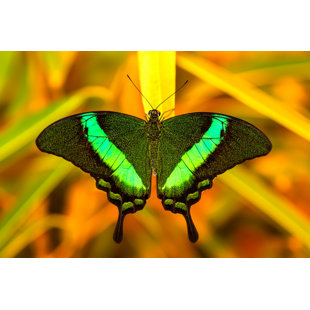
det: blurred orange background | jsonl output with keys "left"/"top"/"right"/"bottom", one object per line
{"left": 0, "top": 51, "right": 310, "bottom": 257}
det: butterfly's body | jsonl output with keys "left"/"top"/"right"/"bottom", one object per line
{"left": 146, "top": 110, "right": 162, "bottom": 176}
{"left": 36, "top": 108, "right": 271, "bottom": 243}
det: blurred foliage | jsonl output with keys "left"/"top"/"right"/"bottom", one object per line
{"left": 0, "top": 51, "right": 310, "bottom": 257}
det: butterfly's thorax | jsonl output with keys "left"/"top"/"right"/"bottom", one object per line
{"left": 146, "top": 110, "right": 162, "bottom": 175}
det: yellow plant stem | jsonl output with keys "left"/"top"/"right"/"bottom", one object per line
{"left": 178, "top": 53, "right": 310, "bottom": 142}
{"left": 138, "top": 51, "right": 176, "bottom": 116}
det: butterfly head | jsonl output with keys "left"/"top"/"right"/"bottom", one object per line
{"left": 148, "top": 109, "right": 161, "bottom": 120}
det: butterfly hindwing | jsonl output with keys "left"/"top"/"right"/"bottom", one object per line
{"left": 36, "top": 111, "right": 151, "bottom": 242}
{"left": 157, "top": 112, "right": 272, "bottom": 242}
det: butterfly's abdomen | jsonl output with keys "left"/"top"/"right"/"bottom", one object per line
{"left": 146, "top": 118, "right": 161, "bottom": 176}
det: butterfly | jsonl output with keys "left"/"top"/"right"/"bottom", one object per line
{"left": 36, "top": 79, "right": 272, "bottom": 243}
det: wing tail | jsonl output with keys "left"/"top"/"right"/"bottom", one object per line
{"left": 36, "top": 111, "right": 151, "bottom": 243}
{"left": 157, "top": 112, "right": 271, "bottom": 242}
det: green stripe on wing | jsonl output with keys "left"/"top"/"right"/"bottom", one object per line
{"left": 162, "top": 115, "right": 228, "bottom": 197}
{"left": 81, "top": 113, "right": 146, "bottom": 197}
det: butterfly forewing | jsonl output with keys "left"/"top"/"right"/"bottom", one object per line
{"left": 36, "top": 111, "right": 152, "bottom": 242}
{"left": 157, "top": 112, "right": 272, "bottom": 242}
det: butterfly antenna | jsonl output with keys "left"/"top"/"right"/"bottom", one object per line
{"left": 155, "top": 80, "right": 189, "bottom": 111}
{"left": 127, "top": 74, "right": 154, "bottom": 110}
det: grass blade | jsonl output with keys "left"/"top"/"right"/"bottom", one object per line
{"left": 219, "top": 166, "right": 310, "bottom": 250}
{"left": 178, "top": 53, "right": 310, "bottom": 142}
{"left": 0, "top": 86, "right": 112, "bottom": 164}
{"left": 40, "top": 51, "right": 77, "bottom": 90}
{"left": 0, "top": 52, "right": 17, "bottom": 98}
{"left": 0, "top": 160, "right": 72, "bottom": 250}
{"left": 0, "top": 214, "right": 70, "bottom": 258}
